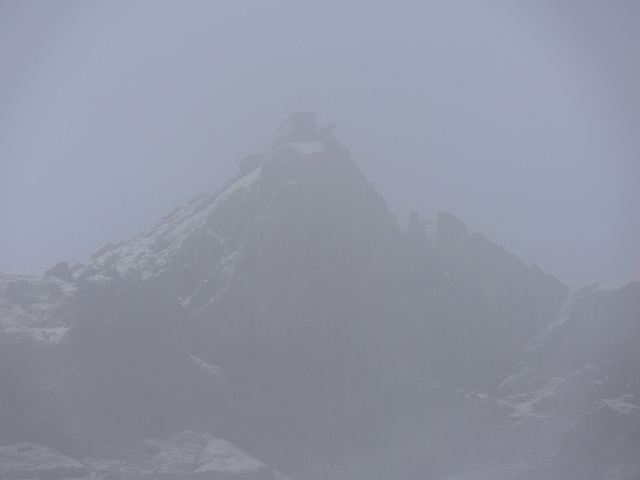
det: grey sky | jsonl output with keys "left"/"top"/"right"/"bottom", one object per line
{"left": 1, "top": 1, "right": 638, "bottom": 286}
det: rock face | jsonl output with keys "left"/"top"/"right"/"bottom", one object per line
{"left": 492, "top": 276, "right": 640, "bottom": 480}
{"left": 1, "top": 116, "right": 638, "bottom": 479}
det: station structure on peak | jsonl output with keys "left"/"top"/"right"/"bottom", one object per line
{"left": 275, "top": 112, "right": 317, "bottom": 142}
{"left": 239, "top": 113, "right": 338, "bottom": 175}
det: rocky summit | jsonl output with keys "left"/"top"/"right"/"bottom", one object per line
{"left": 1, "top": 114, "right": 638, "bottom": 479}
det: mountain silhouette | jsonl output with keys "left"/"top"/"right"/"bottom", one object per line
{"left": 1, "top": 115, "right": 638, "bottom": 479}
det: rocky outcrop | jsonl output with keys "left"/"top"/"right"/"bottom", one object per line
{"left": 490, "top": 274, "right": 640, "bottom": 479}
{"left": 44, "top": 261, "right": 74, "bottom": 283}
{"left": 397, "top": 211, "right": 568, "bottom": 391}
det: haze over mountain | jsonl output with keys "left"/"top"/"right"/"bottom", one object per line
{"left": 1, "top": 1, "right": 639, "bottom": 286}
{"left": 1, "top": 116, "right": 638, "bottom": 479}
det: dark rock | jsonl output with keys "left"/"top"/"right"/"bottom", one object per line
{"left": 44, "top": 262, "right": 74, "bottom": 283}
{"left": 239, "top": 154, "right": 263, "bottom": 176}
{"left": 76, "top": 266, "right": 97, "bottom": 280}
{"left": 436, "top": 210, "right": 468, "bottom": 254}
{"left": 407, "top": 210, "right": 424, "bottom": 238}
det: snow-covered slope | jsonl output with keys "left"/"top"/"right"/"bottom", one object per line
{"left": 77, "top": 135, "right": 337, "bottom": 313}
{"left": 598, "top": 267, "right": 640, "bottom": 291}
{"left": 81, "top": 165, "right": 263, "bottom": 283}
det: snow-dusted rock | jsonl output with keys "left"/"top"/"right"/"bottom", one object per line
{"left": 0, "top": 443, "right": 90, "bottom": 480}
{"left": 0, "top": 273, "right": 76, "bottom": 344}
{"left": 86, "top": 431, "right": 284, "bottom": 480}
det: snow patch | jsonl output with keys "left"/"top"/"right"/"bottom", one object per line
{"left": 0, "top": 443, "right": 88, "bottom": 478}
{"left": 190, "top": 355, "right": 222, "bottom": 384}
{"left": 196, "top": 438, "right": 269, "bottom": 475}
{"left": 140, "top": 431, "right": 282, "bottom": 479}
{"left": 499, "top": 367, "right": 536, "bottom": 391}
{"left": 215, "top": 166, "right": 262, "bottom": 205}
{"left": 522, "top": 287, "right": 592, "bottom": 355}
{"left": 287, "top": 141, "right": 324, "bottom": 155}
{"left": 506, "top": 377, "right": 564, "bottom": 423}
{"left": 84, "top": 274, "right": 114, "bottom": 284}
{"left": 598, "top": 268, "right": 640, "bottom": 291}
{"left": 602, "top": 396, "right": 640, "bottom": 417}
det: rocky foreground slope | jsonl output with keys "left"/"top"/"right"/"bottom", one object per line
{"left": 1, "top": 115, "right": 638, "bottom": 479}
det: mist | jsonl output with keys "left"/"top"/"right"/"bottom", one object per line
{"left": 1, "top": 3, "right": 640, "bottom": 479}
{"left": 1, "top": 1, "right": 639, "bottom": 286}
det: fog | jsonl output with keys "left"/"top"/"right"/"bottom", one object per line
{"left": 1, "top": 6, "right": 640, "bottom": 477}
{"left": 1, "top": 1, "right": 639, "bottom": 285}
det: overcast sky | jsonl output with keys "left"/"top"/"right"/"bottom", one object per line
{"left": 1, "top": 1, "right": 639, "bottom": 286}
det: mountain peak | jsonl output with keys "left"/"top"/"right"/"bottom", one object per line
{"left": 275, "top": 112, "right": 317, "bottom": 142}
{"left": 78, "top": 121, "right": 389, "bottom": 310}
{"left": 2, "top": 118, "right": 638, "bottom": 479}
